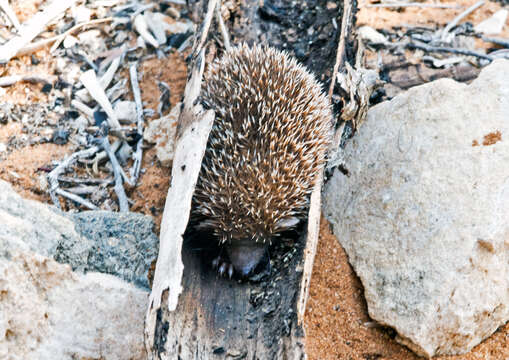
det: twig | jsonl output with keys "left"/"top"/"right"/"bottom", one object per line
{"left": 71, "top": 99, "right": 95, "bottom": 118}
{"left": 481, "top": 36, "right": 509, "bottom": 48}
{"left": 95, "top": 136, "right": 129, "bottom": 212}
{"left": 441, "top": 0, "right": 484, "bottom": 41}
{"left": 407, "top": 42, "right": 494, "bottom": 61}
{"left": 0, "top": 0, "right": 78, "bottom": 63}
{"left": 216, "top": 0, "right": 231, "bottom": 51}
{"left": 16, "top": 18, "right": 113, "bottom": 57}
{"left": 0, "top": 0, "right": 21, "bottom": 31}
{"left": 129, "top": 63, "right": 144, "bottom": 184}
{"left": 0, "top": 74, "right": 56, "bottom": 87}
{"left": 55, "top": 188, "right": 99, "bottom": 210}
{"left": 58, "top": 176, "right": 114, "bottom": 185}
{"left": 192, "top": 0, "right": 218, "bottom": 57}
{"left": 80, "top": 69, "right": 122, "bottom": 129}
{"left": 47, "top": 146, "right": 100, "bottom": 208}
{"left": 65, "top": 185, "right": 97, "bottom": 195}
{"left": 74, "top": 54, "right": 122, "bottom": 102}
{"left": 365, "top": 2, "right": 460, "bottom": 9}
{"left": 329, "top": 0, "right": 354, "bottom": 100}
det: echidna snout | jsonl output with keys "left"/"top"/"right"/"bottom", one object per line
{"left": 226, "top": 242, "right": 268, "bottom": 277}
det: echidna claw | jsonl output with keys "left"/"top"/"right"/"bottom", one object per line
{"left": 219, "top": 263, "right": 227, "bottom": 276}
{"left": 212, "top": 256, "right": 235, "bottom": 279}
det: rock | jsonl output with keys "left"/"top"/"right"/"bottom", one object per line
{"left": 114, "top": 100, "right": 137, "bottom": 124}
{"left": 71, "top": 5, "right": 92, "bottom": 23}
{"left": 0, "top": 180, "right": 157, "bottom": 358}
{"left": 323, "top": 60, "right": 509, "bottom": 357}
{"left": 78, "top": 30, "right": 107, "bottom": 54}
{"left": 357, "top": 26, "right": 388, "bottom": 45}
{"left": 66, "top": 211, "right": 158, "bottom": 289}
{"left": 474, "top": 9, "right": 508, "bottom": 35}
{"left": 0, "top": 254, "right": 147, "bottom": 360}
{"left": 144, "top": 102, "right": 180, "bottom": 166}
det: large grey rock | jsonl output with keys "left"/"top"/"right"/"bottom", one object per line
{"left": 0, "top": 180, "right": 158, "bottom": 289}
{"left": 324, "top": 59, "right": 509, "bottom": 357}
{"left": 63, "top": 211, "right": 158, "bottom": 289}
{"left": 0, "top": 180, "right": 156, "bottom": 359}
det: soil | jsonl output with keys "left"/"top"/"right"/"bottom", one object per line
{"left": 1, "top": 0, "right": 508, "bottom": 359}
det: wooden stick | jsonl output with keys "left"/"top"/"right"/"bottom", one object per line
{"left": 0, "top": 74, "right": 56, "bottom": 86}
{"left": 95, "top": 135, "right": 129, "bottom": 212}
{"left": 79, "top": 69, "right": 122, "bottom": 129}
{"left": 16, "top": 17, "right": 113, "bottom": 57}
{"left": 407, "top": 41, "right": 494, "bottom": 61}
{"left": 129, "top": 63, "right": 145, "bottom": 184}
{"left": 47, "top": 146, "right": 100, "bottom": 208}
{"left": 192, "top": 0, "right": 218, "bottom": 58}
{"left": 0, "top": 0, "right": 78, "bottom": 63}
{"left": 329, "top": 0, "right": 354, "bottom": 100}
{"left": 441, "top": 0, "right": 484, "bottom": 41}
{"left": 365, "top": 2, "right": 460, "bottom": 9}
{"left": 297, "top": 170, "right": 323, "bottom": 324}
{"left": 216, "top": 0, "right": 231, "bottom": 51}
{"left": 481, "top": 36, "right": 509, "bottom": 48}
{"left": 55, "top": 188, "right": 99, "bottom": 210}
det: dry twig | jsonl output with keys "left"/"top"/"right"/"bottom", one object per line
{"left": 94, "top": 135, "right": 129, "bottom": 212}
{"left": 365, "top": 2, "right": 460, "bottom": 9}
{"left": 329, "top": 0, "right": 354, "bottom": 100}
{"left": 407, "top": 42, "right": 494, "bottom": 61}
{"left": 129, "top": 63, "right": 144, "bottom": 184}
{"left": 0, "top": 0, "right": 78, "bottom": 63}
{"left": 441, "top": 0, "right": 485, "bottom": 42}
{"left": 216, "top": 0, "right": 231, "bottom": 51}
{"left": 47, "top": 146, "right": 101, "bottom": 208}
{"left": 0, "top": 74, "right": 56, "bottom": 87}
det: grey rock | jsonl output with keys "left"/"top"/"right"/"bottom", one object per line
{"left": 144, "top": 102, "right": 180, "bottom": 166}
{"left": 324, "top": 59, "right": 509, "bottom": 357}
{"left": 0, "top": 180, "right": 158, "bottom": 289}
{"left": 65, "top": 211, "right": 158, "bottom": 289}
{"left": 0, "top": 180, "right": 154, "bottom": 359}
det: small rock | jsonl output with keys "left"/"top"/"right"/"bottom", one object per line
{"left": 474, "top": 9, "right": 508, "bottom": 35}
{"left": 71, "top": 5, "right": 92, "bottom": 23}
{"left": 358, "top": 26, "right": 388, "bottom": 45}
{"left": 114, "top": 100, "right": 137, "bottom": 124}
{"left": 78, "top": 30, "right": 107, "bottom": 54}
{"left": 162, "top": 19, "right": 194, "bottom": 35}
{"left": 116, "top": 141, "right": 133, "bottom": 165}
{"left": 144, "top": 103, "right": 180, "bottom": 167}
{"left": 63, "top": 34, "right": 78, "bottom": 48}
{"left": 51, "top": 128, "right": 70, "bottom": 145}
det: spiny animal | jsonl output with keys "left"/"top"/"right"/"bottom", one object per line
{"left": 192, "top": 43, "right": 333, "bottom": 277}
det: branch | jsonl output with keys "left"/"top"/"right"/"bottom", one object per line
{"left": 328, "top": 0, "right": 355, "bottom": 100}
{"left": 129, "top": 63, "right": 145, "bottom": 184}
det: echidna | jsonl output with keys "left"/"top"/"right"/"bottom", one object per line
{"left": 192, "top": 43, "right": 333, "bottom": 277}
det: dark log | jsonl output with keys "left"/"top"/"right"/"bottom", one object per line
{"left": 145, "top": 0, "right": 356, "bottom": 358}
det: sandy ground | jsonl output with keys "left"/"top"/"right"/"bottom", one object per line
{"left": 0, "top": 0, "right": 507, "bottom": 359}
